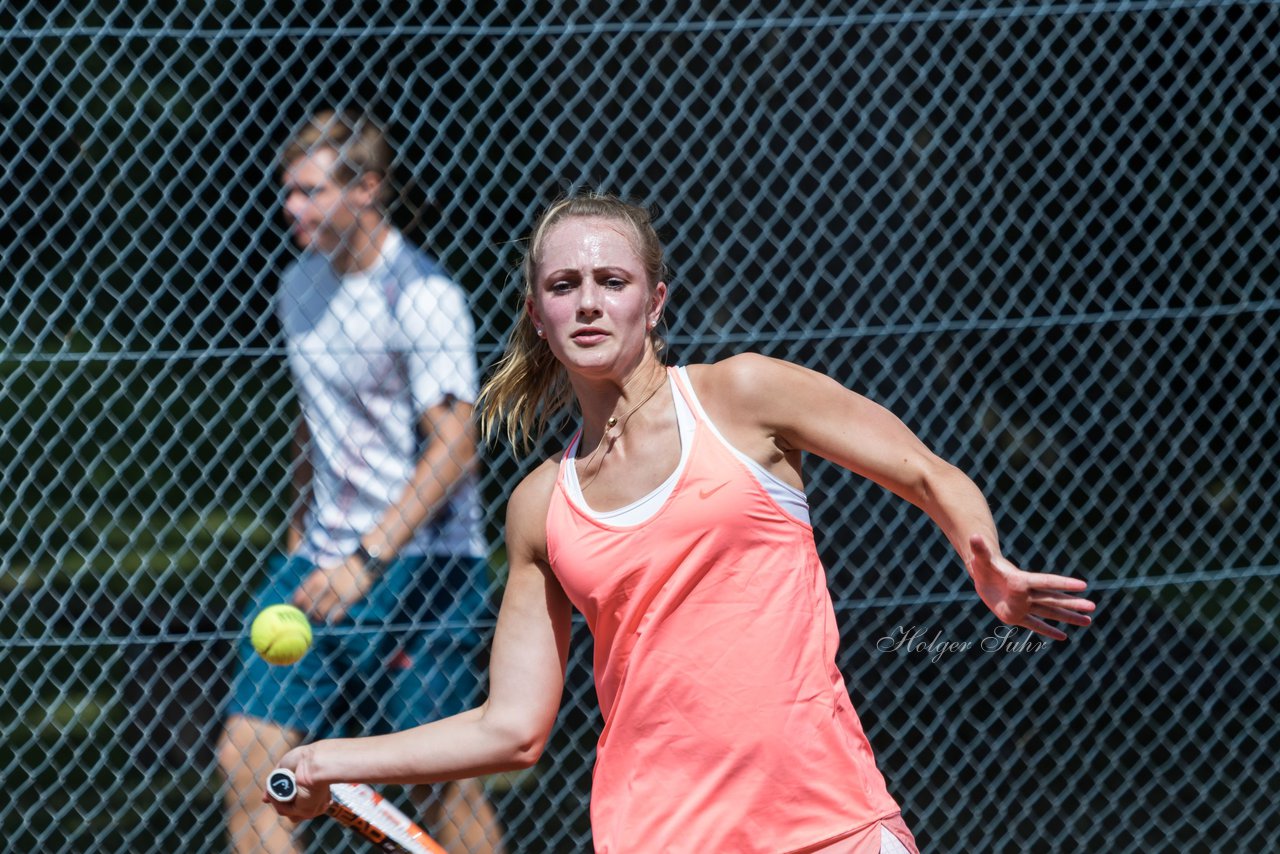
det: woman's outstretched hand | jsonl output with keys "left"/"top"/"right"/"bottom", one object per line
{"left": 967, "top": 534, "right": 1096, "bottom": 641}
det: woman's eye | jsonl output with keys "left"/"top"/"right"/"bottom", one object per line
{"left": 605, "top": 278, "right": 626, "bottom": 289}
{"left": 551, "top": 280, "right": 573, "bottom": 292}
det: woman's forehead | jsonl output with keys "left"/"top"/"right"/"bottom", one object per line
{"left": 541, "top": 216, "right": 639, "bottom": 254}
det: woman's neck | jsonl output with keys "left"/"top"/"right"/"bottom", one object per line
{"left": 574, "top": 359, "right": 668, "bottom": 438}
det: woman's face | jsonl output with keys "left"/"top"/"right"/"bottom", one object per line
{"left": 528, "top": 216, "right": 666, "bottom": 379}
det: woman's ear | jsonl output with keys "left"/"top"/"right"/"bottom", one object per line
{"left": 526, "top": 296, "right": 545, "bottom": 337}
{"left": 648, "top": 281, "right": 668, "bottom": 328}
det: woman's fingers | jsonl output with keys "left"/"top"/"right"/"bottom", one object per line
{"left": 1025, "top": 572, "right": 1091, "bottom": 593}
{"left": 1033, "top": 604, "right": 1094, "bottom": 628}
{"left": 1020, "top": 615, "right": 1068, "bottom": 642}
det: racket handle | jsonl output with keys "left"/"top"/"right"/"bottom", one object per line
{"left": 267, "top": 767, "right": 298, "bottom": 802}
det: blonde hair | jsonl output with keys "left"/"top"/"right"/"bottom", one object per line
{"left": 280, "top": 109, "right": 393, "bottom": 204}
{"left": 478, "top": 192, "right": 668, "bottom": 451}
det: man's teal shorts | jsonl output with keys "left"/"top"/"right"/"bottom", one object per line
{"left": 225, "top": 552, "right": 490, "bottom": 738}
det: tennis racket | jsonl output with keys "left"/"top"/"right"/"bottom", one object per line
{"left": 267, "top": 768, "right": 447, "bottom": 854}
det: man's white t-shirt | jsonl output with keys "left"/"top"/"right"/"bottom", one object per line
{"left": 277, "top": 230, "right": 483, "bottom": 565}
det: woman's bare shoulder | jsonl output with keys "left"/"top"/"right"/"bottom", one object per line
{"left": 508, "top": 455, "right": 562, "bottom": 520}
{"left": 685, "top": 353, "right": 809, "bottom": 413}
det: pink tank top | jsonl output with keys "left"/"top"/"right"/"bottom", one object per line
{"left": 546, "top": 368, "right": 902, "bottom": 853}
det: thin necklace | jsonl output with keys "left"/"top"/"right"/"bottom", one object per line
{"left": 578, "top": 372, "right": 667, "bottom": 493}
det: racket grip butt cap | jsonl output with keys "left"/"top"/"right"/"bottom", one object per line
{"left": 267, "top": 768, "right": 297, "bottom": 803}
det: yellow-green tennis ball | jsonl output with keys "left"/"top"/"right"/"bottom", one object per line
{"left": 251, "top": 604, "right": 313, "bottom": 666}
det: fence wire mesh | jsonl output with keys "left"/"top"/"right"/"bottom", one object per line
{"left": 2, "top": 2, "right": 1278, "bottom": 852}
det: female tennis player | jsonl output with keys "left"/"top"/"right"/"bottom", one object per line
{"left": 266, "top": 192, "right": 1095, "bottom": 853}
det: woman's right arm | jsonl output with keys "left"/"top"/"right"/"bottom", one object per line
{"left": 269, "top": 461, "right": 572, "bottom": 819}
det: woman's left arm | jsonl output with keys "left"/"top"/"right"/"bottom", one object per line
{"left": 717, "top": 354, "right": 1095, "bottom": 640}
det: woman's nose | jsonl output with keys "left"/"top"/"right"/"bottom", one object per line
{"left": 577, "top": 283, "right": 603, "bottom": 316}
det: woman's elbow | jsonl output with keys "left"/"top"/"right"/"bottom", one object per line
{"left": 913, "top": 454, "right": 970, "bottom": 508}
{"left": 483, "top": 712, "right": 552, "bottom": 770}
{"left": 507, "top": 736, "right": 546, "bottom": 770}
{"left": 497, "top": 719, "right": 549, "bottom": 768}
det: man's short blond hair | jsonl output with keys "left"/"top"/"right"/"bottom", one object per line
{"left": 281, "top": 109, "right": 393, "bottom": 203}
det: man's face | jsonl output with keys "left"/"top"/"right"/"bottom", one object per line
{"left": 280, "top": 148, "right": 373, "bottom": 254}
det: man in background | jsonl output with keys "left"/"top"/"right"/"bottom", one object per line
{"left": 217, "top": 109, "right": 505, "bottom": 853}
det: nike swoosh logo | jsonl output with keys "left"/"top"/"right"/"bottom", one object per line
{"left": 698, "top": 483, "right": 729, "bottom": 499}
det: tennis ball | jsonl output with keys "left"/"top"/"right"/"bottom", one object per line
{"left": 251, "top": 604, "right": 313, "bottom": 666}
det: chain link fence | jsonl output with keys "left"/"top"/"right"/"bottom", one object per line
{"left": 3, "top": 2, "right": 1278, "bottom": 852}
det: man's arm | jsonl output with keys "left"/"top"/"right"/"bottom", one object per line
{"left": 293, "top": 395, "right": 476, "bottom": 623}
{"left": 366, "top": 395, "right": 477, "bottom": 557}
{"left": 286, "top": 411, "right": 312, "bottom": 554}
